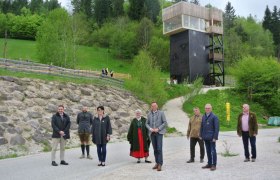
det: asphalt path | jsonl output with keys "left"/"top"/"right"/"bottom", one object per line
{"left": 1, "top": 95, "right": 280, "bottom": 180}
{"left": 0, "top": 129, "right": 280, "bottom": 180}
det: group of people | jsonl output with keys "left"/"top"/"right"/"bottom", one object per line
{"left": 51, "top": 105, "right": 112, "bottom": 167}
{"left": 51, "top": 102, "right": 258, "bottom": 172}
{"left": 186, "top": 103, "right": 258, "bottom": 171}
{"left": 101, "top": 68, "right": 114, "bottom": 77}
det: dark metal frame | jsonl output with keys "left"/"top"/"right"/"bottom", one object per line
{"left": 207, "top": 33, "right": 225, "bottom": 86}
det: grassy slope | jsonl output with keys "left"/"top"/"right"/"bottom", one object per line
{"left": 0, "top": 38, "right": 132, "bottom": 74}
{"left": 183, "top": 89, "right": 268, "bottom": 131}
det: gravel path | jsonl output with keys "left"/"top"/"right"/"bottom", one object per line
{"left": 0, "top": 96, "right": 279, "bottom": 180}
{"left": 162, "top": 96, "right": 189, "bottom": 135}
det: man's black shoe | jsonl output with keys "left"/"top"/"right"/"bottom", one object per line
{"left": 60, "top": 160, "right": 69, "bottom": 165}
{"left": 52, "top": 161, "right": 58, "bottom": 166}
{"left": 186, "top": 159, "right": 194, "bottom": 163}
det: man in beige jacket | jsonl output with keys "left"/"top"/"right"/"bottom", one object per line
{"left": 186, "top": 107, "right": 205, "bottom": 163}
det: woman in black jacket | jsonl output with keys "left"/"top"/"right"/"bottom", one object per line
{"left": 92, "top": 106, "right": 112, "bottom": 166}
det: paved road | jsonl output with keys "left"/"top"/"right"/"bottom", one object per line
{"left": 1, "top": 95, "right": 280, "bottom": 180}
{"left": 0, "top": 129, "right": 280, "bottom": 180}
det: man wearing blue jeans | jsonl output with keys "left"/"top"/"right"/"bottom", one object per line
{"left": 237, "top": 104, "right": 258, "bottom": 162}
{"left": 200, "top": 104, "right": 219, "bottom": 171}
{"left": 146, "top": 102, "right": 167, "bottom": 171}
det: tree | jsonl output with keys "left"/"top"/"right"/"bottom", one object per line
{"left": 262, "top": 5, "right": 272, "bottom": 31}
{"left": 36, "top": 9, "right": 75, "bottom": 68}
{"left": 144, "top": 0, "right": 160, "bottom": 23}
{"left": 230, "top": 56, "right": 280, "bottom": 115}
{"left": 110, "top": 17, "right": 138, "bottom": 59}
{"left": 71, "top": 13, "right": 91, "bottom": 65}
{"left": 0, "top": 0, "right": 12, "bottom": 14}
{"left": 128, "top": 0, "right": 145, "bottom": 21}
{"left": 223, "top": 2, "right": 236, "bottom": 32}
{"left": 29, "top": 0, "right": 44, "bottom": 14}
{"left": 0, "top": 13, "right": 8, "bottom": 58}
{"left": 137, "top": 17, "right": 153, "bottom": 48}
{"left": 44, "top": 0, "right": 61, "bottom": 11}
{"left": 72, "top": 0, "right": 93, "bottom": 19}
{"left": 148, "top": 36, "right": 170, "bottom": 71}
{"left": 112, "top": 0, "right": 124, "bottom": 17}
{"left": 125, "top": 50, "right": 168, "bottom": 107}
{"left": 11, "top": 0, "right": 28, "bottom": 15}
{"left": 93, "top": 0, "right": 112, "bottom": 25}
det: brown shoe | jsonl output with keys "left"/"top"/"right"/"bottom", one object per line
{"left": 157, "top": 164, "right": 162, "bottom": 171}
{"left": 152, "top": 164, "right": 158, "bottom": 169}
{"left": 210, "top": 166, "right": 216, "bottom": 171}
{"left": 202, "top": 164, "right": 211, "bottom": 169}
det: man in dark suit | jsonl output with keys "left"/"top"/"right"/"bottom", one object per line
{"left": 51, "top": 105, "right": 71, "bottom": 166}
{"left": 200, "top": 104, "right": 219, "bottom": 171}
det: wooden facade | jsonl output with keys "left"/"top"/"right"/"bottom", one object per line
{"left": 162, "top": 1, "right": 223, "bottom": 35}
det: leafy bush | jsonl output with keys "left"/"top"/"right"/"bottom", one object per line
{"left": 91, "top": 17, "right": 139, "bottom": 59}
{"left": 183, "top": 89, "right": 268, "bottom": 131}
{"left": 230, "top": 56, "right": 280, "bottom": 115}
{"left": 125, "top": 50, "right": 168, "bottom": 107}
{"left": 148, "top": 36, "right": 170, "bottom": 71}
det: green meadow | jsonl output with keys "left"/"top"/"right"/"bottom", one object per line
{"left": 0, "top": 38, "right": 132, "bottom": 74}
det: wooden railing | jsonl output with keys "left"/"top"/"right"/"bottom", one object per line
{"left": 0, "top": 58, "right": 124, "bottom": 87}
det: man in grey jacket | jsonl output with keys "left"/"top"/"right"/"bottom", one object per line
{"left": 77, "top": 106, "right": 93, "bottom": 159}
{"left": 146, "top": 102, "right": 167, "bottom": 171}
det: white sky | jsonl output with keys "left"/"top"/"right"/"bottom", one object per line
{"left": 199, "top": 0, "right": 279, "bottom": 21}
{"left": 58, "top": 0, "right": 280, "bottom": 21}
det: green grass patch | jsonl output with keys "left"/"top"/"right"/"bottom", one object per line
{"left": 0, "top": 38, "right": 132, "bottom": 74}
{"left": 278, "top": 137, "right": 280, "bottom": 143}
{"left": 166, "top": 126, "right": 177, "bottom": 133}
{"left": 0, "top": 153, "right": 18, "bottom": 160}
{"left": 165, "top": 84, "right": 190, "bottom": 99}
{"left": 183, "top": 89, "right": 268, "bottom": 131}
{"left": 42, "top": 140, "right": 51, "bottom": 152}
{"left": 0, "top": 68, "right": 122, "bottom": 87}
{"left": 0, "top": 38, "right": 37, "bottom": 61}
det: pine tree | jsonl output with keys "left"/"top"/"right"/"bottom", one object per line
{"left": 0, "top": 0, "right": 12, "bottom": 14}
{"left": 262, "top": 6, "right": 272, "bottom": 31}
{"left": 223, "top": 2, "right": 236, "bottom": 32}
{"left": 11, "top": 0, "right": 29, "bottom": 15}
{"left": 93, "top": 0, "right": 112, "bottom": 25}
{"left": 112, "top": 0, "right": 124, "bottom": 17}
{"left": 72, "top": 0, "right": 93, "bottom": 19}
{"left": 29, "top": 0, "right": 44, "bottom": 14}
{"left": 144, "top": 0, "right": 160, "bottom": 23}
{"left": 128, "top": 0, "right": 145, "bottom": 21}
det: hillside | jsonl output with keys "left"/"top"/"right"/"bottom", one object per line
{"left": 0, "top": 38, "right": 132, "bottom": 74}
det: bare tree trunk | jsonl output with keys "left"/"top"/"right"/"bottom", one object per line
{"left": 3, "top": 30, "right": 7, "bottom": 58}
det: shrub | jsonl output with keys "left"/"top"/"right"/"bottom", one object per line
{"left": 230, "top": 56, "right": 280, "bottom": 115}
{"left": 148, "top": 36, "right": 170, "bottom": 71}
{"left": 125, "top": 49, "right": 168, "bottom": 107}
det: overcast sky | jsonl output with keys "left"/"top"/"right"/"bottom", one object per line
{"left": 58, "top": 0, "right": 279, "bottom": 21}
{"left": 199, "top": 0, "right": 279, "bottom": 21}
